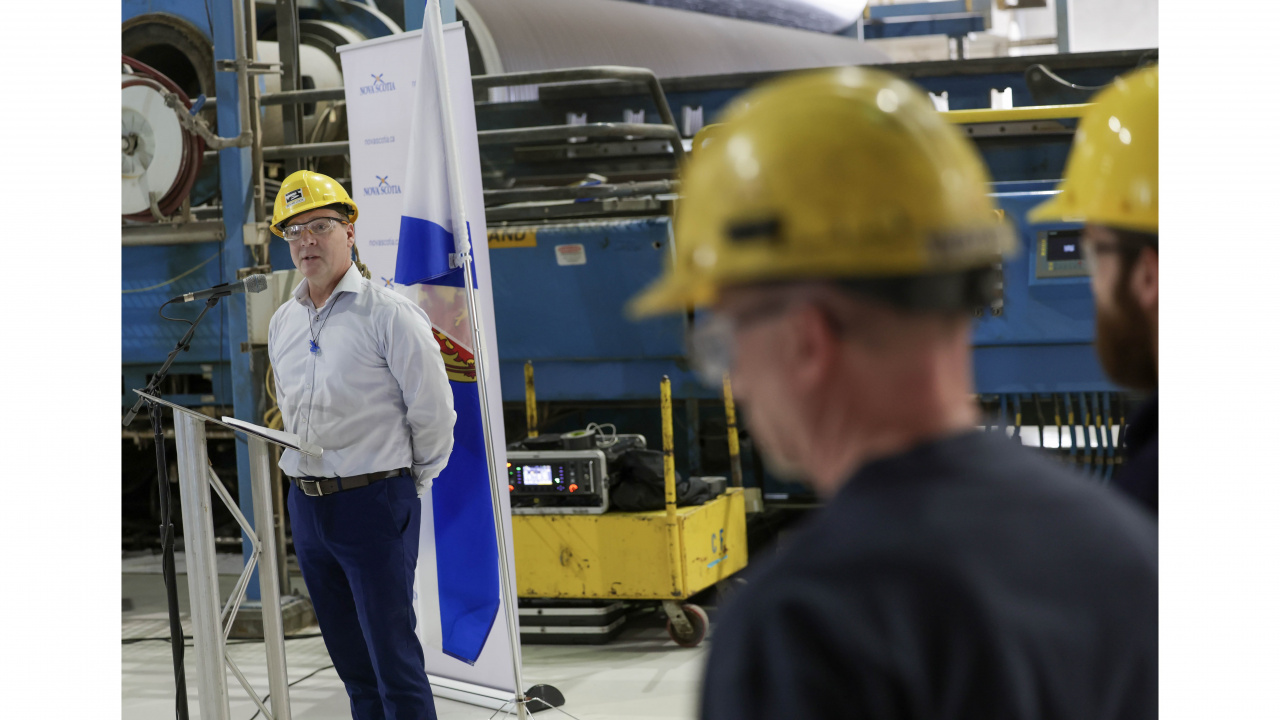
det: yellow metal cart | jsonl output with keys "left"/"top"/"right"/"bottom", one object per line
{"left": 511, "top": 376, "right": 749, "bottom": 646}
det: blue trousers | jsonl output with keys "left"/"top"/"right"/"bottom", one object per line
{"left": 288, "top": 474, "right": 438, "bottom": 720}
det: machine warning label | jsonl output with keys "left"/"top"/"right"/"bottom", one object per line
{"left": 555, "top": 244, "right": 587, "bottom": 266}
{"left": 488, "top": 229, "right": 537, "bottom": 249}
{"left": 284, "top": 189, "right": 304, "bottom": 207}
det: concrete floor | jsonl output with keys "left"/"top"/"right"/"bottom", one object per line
{"left": 123, "top": 552, "right": 710, "bottom": 719}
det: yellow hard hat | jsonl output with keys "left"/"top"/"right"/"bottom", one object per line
{"left": 1028, "top": 65, "right": 1157, "bottom": 232}
{"left": 270, "top": 170, "right": 360, "bottom": 237}
{"left": 629, "top": 67, "right": 1014, "bottom": 318}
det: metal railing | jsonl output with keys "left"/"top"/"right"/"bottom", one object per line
{"left": 252, "top": 65, "right": 686, "bottom": 164}
{"left": 471, "top": 66, "right": 686, "bottom": 163}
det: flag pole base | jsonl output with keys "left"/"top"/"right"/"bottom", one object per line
{"left": 525, "top": 684, "right": 567, "bottom": 713}
{"left": 426, "top": 677, "right": 566, "bottom": 715}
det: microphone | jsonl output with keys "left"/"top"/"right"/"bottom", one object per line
{"left": 171, "top": 274, "right": 269, "bottom": 303}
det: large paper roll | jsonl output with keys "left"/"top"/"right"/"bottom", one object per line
{"left": 458, "top": 0, "right": 885, "bottom": 83}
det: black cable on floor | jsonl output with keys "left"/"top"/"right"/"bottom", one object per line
{"left": 247, "top": 663, "right": 337, "bottom": 720}
{"left": 122, "top": 633, "right": 336, "bottom": 719}
{"left": 122, "top": 632, "right": 324, "bottom": 646}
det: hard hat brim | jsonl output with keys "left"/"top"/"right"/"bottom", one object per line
{"left": 1027, "top": 193, "right": 1071, "bottom": 224}
{"left": 626, "top": 275, "right": 708, "bottom": 319}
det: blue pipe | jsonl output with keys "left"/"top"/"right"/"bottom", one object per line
{"left": 212, "top": 1, "right": 262, "bottom": 601}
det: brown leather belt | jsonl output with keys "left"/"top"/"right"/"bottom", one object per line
{"left": 289, "top": 468, "right": 410, "bottom": 497}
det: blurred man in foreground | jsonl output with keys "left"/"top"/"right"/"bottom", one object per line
{"left": 630, "top": 68, "right": 1157, "bottom": 719}
{"left": 1031, "top": 65, "right": 1159, "bottom": 516}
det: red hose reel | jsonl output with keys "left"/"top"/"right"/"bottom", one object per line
{"left": 121, "top": 55, "right": 205, "bottom": 222}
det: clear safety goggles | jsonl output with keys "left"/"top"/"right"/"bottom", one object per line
{"left": 1080, "top": 238, "right": 1125, "bottom": 276}
{"left": 687, "top": 302, "right": 796, "bottom": 388}
{"left": 281, "top": 216, "right": 348, "bottom": 242}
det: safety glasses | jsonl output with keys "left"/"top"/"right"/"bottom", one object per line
{"left": 1081, "top": 239, "right": 1124, "bottom": 275}
{"left": 281, "top": 216, "right": 349, "bottom": 242}
{"left": 688, "top": 302, "right": 796, "bottom": 387}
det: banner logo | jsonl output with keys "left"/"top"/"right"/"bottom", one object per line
{"left": 363, "top": 175, "right": 403, "bottom": 197}
{"left": 359, "top": 73, "right": 397, "bottom": 95}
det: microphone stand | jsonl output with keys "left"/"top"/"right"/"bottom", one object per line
{"left": 123, "top": 296, "right": 222, "bottom": 720}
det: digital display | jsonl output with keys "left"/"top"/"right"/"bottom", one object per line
{"left": 523, "top": 465, "right": 554, "bottom": 486}
{"left": 1045, "top": 230, "right": 1083, "bottom": 262}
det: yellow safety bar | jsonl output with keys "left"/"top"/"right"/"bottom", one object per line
{"left": 1053, "top": 395, "right": 1063, "bottom": 448}
{"left": 1066, "top": 397, "right": 1076, "bottom": 452}
{"left": 661, "top": 375, "right": 685, "bottom": 597}
{"left": 943, "top": 104, "right": 1090, "bottom": 125}
{"left": 524, "top": 361, "right": 538, "bottom": 438}
{"left": 1095, "top": 395, "right": 1111, "bottom": 469}
{"left": 722, "top": 373, "right": 743, "bottom": 488}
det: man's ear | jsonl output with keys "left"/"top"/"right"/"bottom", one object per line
{"left": 1130, "top": 246, "right": 1158, "bottom": 315}
{"left": 788, "top": 303, "right": 840, "bottom": 392}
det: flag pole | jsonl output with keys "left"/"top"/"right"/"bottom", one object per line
{"left": 423, "top": 1, "right": 527, "bottom": 716}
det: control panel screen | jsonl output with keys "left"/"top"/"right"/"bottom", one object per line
{"left": 523, "top": 465, "right": 554, "bottom": 486}
{"left": 1045, "top": 230, "right": 1083, "bottom": 262}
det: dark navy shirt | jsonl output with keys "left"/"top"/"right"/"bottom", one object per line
{"left": 1115, "top": 394, "right": 1158, "bottom": 516}
{"left": 701, "top": 431, "right": 1157, "bottom": 720}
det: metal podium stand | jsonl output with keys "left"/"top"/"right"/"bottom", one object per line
{"left": 134, "top": 390, "right": 322, "bottom": 720}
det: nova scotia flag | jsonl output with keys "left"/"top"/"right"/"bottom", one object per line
{"left": 395, "top": 1, "right": 500, "bottom": 665}
{"left": 394, "top": 30, "right": 469, "bottom": 288}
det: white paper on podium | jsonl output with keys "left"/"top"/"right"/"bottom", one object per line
{"left": 221, "top": 417, "right": 323, "bottom": 458}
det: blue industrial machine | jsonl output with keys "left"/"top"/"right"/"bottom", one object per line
{"left": 474, "top": 58, "right": 1151, "bottom": 497}
{"left": 122, "top": 0, "right": 1154, "bottom": 540}
{"left": 852, "top": 0, "right": 987, "bottom": 49}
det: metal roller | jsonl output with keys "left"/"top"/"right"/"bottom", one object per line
{"left": 457, "top": 0, "right": 886, "bottom": 94}
{"left": 299, "top": 19, "right": 368, "bottom": 63}
{"left": 256, "top": 40, "right": 347, "bottom": 147}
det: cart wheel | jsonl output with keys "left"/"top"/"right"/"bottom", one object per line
{"left": 666, "top": 603, "right": 709, "bottom": 648}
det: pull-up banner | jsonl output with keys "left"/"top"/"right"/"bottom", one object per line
{"left": 338, "top": 24, "right": 520, "bottom": 702}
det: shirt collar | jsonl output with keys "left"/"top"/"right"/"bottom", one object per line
{"left": 292, "top": 262, "right": 366, "bottom": 305}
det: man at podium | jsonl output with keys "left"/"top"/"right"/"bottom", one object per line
{"left": 267, "top": 170, "right": 456, "bottom": 720}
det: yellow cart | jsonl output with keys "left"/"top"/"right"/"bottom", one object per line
{"left": 511, "top": 376, "right": 749, "bottom": 646}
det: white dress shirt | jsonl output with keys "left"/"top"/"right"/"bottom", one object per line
{"left": 268, "top": 263, "right": 456, "bottom": 494}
